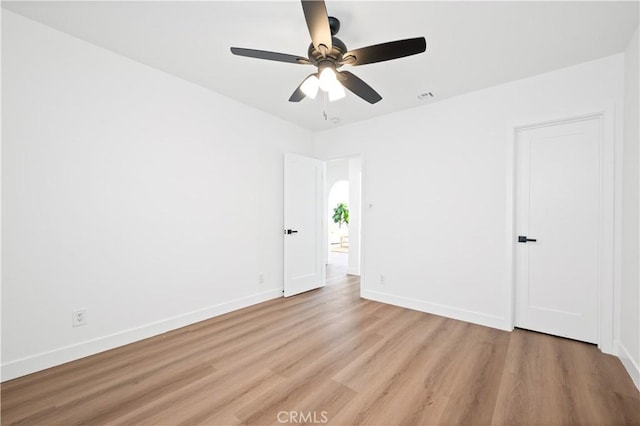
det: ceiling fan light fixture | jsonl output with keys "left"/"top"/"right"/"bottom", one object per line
{"left": 230, "top": 0, "right": 427, "bottom": 107}
{"left": 328, "top": 83, "right": 346, "bottom": 101}
{"left": 300, "top": 75, "right": 320, "bottom": 99}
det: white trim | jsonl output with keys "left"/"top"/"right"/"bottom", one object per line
{"left": 359, "top": 154, "right": 367, "bottom": 293}
{"left": 505, "top": 122, "right": 517, "bottom": 332}
{"left": 362, "top": 289, "right": 510, "bottom": 331}
{"left": 599, "top": 106, "right": 617, "bottom": 355}
{"left": 321, "top": 161, "right": 327, "bottom": 286}
{"left": 1, "top": 288, "right": 282, "bottom": 382}
{"left": 616, "top": 340, "right": 640, "bottom": 391}
{"left": 507, "top": 109, "right": 616, "bottom": 354}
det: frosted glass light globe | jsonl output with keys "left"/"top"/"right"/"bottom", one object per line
{"left": 319, "top": 67, "right": 338, "bottom": 92}
{"left": 328, "top": 84, "right": 346, "bottom": 101}
{"left": 300, "top": 75, "right": 320, "bottom": 99}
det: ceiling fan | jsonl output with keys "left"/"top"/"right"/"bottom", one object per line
{"left": 230, "top": 0, "right": 426, "bottom": 104}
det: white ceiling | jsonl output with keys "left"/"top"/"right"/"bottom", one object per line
{"left": 3, "top": 1, "right": 638, "bottom": 131}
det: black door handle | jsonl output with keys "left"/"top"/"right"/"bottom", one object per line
{"left": 518, "top": 236, "right": 537, "bottom": 243}
{"left": 285, "top": 229, "right": 298, "bottom": 235}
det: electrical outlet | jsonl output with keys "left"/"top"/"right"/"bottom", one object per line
{"left": 380, "top": 274, "right": 385, "bottom": 285}
{"left": 72, "top": 309, "right": 87, "bottom": 327}
{"left": 259, "top": 273, "right": 264, "bottom": 284}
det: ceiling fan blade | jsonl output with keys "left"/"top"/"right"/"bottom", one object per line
{"left": 289, "top": 87, "right": 305, "bottom": 102}
{"left": 230, "top": 47, "right": 311, "bottom": 65}
{"left": 341, "top": 37, "right": 426, "bottom": 66}
{"left": 338, "top": 71, "right": 382, "bottom": 104}
{"left": 301, "top": 0, "right": 332, "bottom": 54}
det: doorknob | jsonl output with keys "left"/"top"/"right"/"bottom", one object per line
{"left": 518, "top": 236, "right": 537, "bottom": 243}
{"left": 285, "top": 229, "right": 299, "bottom": 235}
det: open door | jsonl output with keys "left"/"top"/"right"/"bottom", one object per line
{"left": 284, "top": 153, "right": 325, "bottom": 297}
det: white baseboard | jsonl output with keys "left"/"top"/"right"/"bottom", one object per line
{"left": 616, "top": 340, "right": 640, "bottom": 391}
{"left": 361, "top": 289, "right": 510, "bottom": 331}
{"left": 1, "top": 288, "right": 282, "bottom": 382}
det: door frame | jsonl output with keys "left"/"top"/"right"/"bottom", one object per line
{"left": 506, "top": 108, "right": 616, "bottom": 354}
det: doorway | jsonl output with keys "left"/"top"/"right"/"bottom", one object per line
{"left": 328, "top": 179, "right": 349, "bottom": 272}
{"left": 325, "top": 157, "right": 362, "bottom": 281}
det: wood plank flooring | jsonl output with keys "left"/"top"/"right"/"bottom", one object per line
{"left": 2, "top": 269, "right": 639, "bottom": 425}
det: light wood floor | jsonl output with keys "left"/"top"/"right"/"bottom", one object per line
{"left": 2, "top": 268, "right": 639, "bottom": 425}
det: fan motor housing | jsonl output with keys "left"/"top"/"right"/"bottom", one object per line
{"left": 308, "top": 37, "right": 347, "bottom": 67}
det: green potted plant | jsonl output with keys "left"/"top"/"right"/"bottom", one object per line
{"left": 332, "top": 203, "right": 349, "bottom": 228}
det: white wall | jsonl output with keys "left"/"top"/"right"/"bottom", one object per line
{"left": 1, "top": 11, "right": 312, "bottom": 381}
{"left": 620, "top": 26, "right": 640, "bottom": 389}
{"left": 313, "top": 54, "right": 624, "bottom": 337}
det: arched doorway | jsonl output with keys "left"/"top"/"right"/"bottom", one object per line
{"left": 328, "top": 180, "right": 349, "bottom": 269}
{"left": 325, "top": 156, "right": 362, "bottom": 280}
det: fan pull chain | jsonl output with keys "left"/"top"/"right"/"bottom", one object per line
{"left": 323, "top": 91, "right": 328, "bottom": 120}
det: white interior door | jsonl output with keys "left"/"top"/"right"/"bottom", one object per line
{"left": 284, "top": 153, "right": 325, "bottom": 297}
{"left": 515, "top": 117, "right": 601, "bottom": 343}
